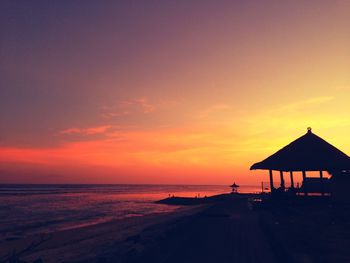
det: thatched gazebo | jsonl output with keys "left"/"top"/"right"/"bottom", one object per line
{"left": 250, "top": 128, "right": 350, "bottom": 195}
{"left": 230, "top": 183, "right": 239, "bottom": 193}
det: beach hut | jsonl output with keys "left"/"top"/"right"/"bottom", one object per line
{"left": 250, "top": 128, "right": 350, "bottom": 198}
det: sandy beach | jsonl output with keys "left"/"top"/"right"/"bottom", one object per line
{"left": 0, "top": 205, "right": 202, "bottom": 263}
{"left": 259, "top": 199, "right": 350, "bottom": 263}
{"left": 1, "top": 194, "right": 277, "bottom": 263}
{"left": 3, "top": 193, "right": 350, "bottom": 263}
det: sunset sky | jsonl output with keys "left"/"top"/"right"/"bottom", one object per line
{"left": 1, "top": 1, "right": 350, "bottom": 184}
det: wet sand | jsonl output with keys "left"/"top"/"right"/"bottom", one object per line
{"left": 1, "top": 194, "right": 277, "bottom": 263}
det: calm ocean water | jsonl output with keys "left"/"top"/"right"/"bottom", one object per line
{"left": 0, "top": 184, "right": 260, "bottom": 242}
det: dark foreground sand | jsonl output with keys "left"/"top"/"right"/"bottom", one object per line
{"left": 0, "top": 194, "right": 277, "bottom": 263}
{"left": 259, "top": 200, "right": 350, "bottom": 263}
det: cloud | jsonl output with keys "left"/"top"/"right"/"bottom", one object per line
{"left": 1, "top": 125, "right": 246, "bottom": 169}
{"left": 282, "top": 96, "right": 334, "bottom": 111}
{"left": 102, "top": 97, "right": 156, "bottom": 118}
{"left": 197, "top": 104, "right": 231, "bottom": 118}
{"left": 60, "top": 125, "right": 112, "bottom": 136}
{"left": 133, "top": 97, "right": 156, "bottom": 113}
{"left": 335, "top": 85, "right": 350, "bottom": 91}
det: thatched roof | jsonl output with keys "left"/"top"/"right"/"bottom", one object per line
{"left": 250, "top": 128, "right": 350, "bottom": 171}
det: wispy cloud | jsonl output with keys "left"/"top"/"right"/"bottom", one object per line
{"left": 133, "top": 97, "right": 156, "bottom": 113}
{"left": 282, "top": 96, "right": 334, "bottom": 111}
{"left": 102, "top": 97, "right": 156, "bottom": 118}
{"left": 197, "top": 104, "right": 231, "bottom": 118}
{"left": 335, "top": 85, "right": 350, "bottom": 91}
{"left": 60, "top": 125, "right": 112, "bottom": 136}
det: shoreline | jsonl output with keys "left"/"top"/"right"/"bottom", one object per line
{"left": 0, "top": 193, "right": 277, "bottom": 263}
{"left": 0, "top": 203, "right": 207, "bottom": 263}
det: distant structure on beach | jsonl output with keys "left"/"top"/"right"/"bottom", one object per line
{"left": 250, "top": 128, "right": 350, "bottom": 201}
{"left": 230, "top": 182, "right": 239, "bottom": 193}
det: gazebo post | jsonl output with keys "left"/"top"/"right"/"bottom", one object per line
{"left": 320, "top": 170, "right": 324, "bottom": 196}
{"left": 279, "top": 171, "right": 285, "bottom": 189}
{"left": 302, "top": 171, "right": 308, "bottom": 196}
{"left": 290, "top": 171, "right": 294, "bottom": 188}
{"left": 269, "top": 170, "right": 274, "bottom": 191}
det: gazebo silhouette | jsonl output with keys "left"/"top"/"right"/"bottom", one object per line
{"left": 230, "top": 183, "right": 240, "bottom": 193}
{"left": 250, "top": 128, "right": 350, "bottom": 195}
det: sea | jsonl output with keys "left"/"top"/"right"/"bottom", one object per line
{"left": 0, "top": 184, "right": 260, "bottom": 242}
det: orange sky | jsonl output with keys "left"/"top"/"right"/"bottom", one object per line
{"left": 1, "top": 1, "right": 350, "bottom": 184}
